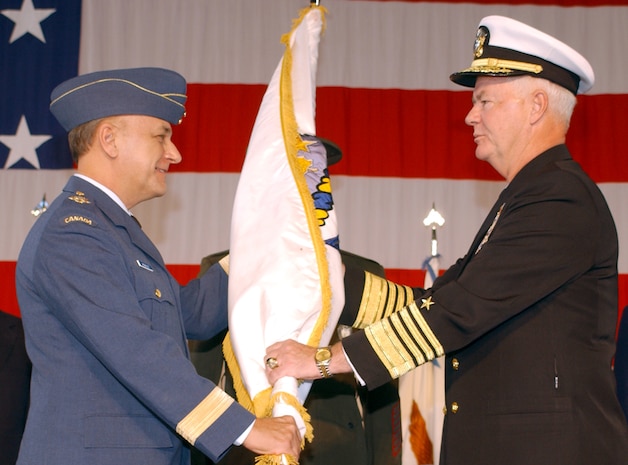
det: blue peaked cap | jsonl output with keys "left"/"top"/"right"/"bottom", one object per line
{"left": 50, "top": 67, "right": 187, "bottom": 131}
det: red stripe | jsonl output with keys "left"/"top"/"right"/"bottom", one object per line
{"left": 4, "top": 262, "right": 627, "bottom": 331}
{"left": 0, "top": 262, "right": 201, "bottom": 318}
{"left": 387, "top": 267, "right": 628, "bottom": 335}
{"left": 172, "top": 84, "right": 262, "bottom": 174}
{"left": 0, "top": 261, "right": 18, "bottom": 318}
{"left": 167, "top": 263, "right": 201, "bottom": 286}
{"left": 351, "top": 0, "right": 628, "bottom": 5}
{"left": 173, "top": 85, "right": 628, "bottom": 182}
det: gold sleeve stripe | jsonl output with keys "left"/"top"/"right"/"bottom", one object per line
{"left": 365, "top": 318, "right": 415, "bottom": 379}
{"left": 406, "top": 302, "right": 444, "bottom": 358}
{"left": 176, "top": 387, "right": 234, "bottom": 445}
{"left": 396, "top": 311, "right": 436, "bottom": 362}
{"left": 354, "top": 272, "right": 414, "bottom": 329}
{"left": 364, "top": 302, "right": 444, "bottom": 379}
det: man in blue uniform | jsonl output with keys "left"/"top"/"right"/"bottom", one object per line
{"left": 15, "top": 67, "right": 300, "bottom": 465}
{"left": 264, "top": 16, "right": 628, "bottom": 465}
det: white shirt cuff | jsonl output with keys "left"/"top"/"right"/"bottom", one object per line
{"left": 233, "top": 420, "right": 255, "bottom": 446}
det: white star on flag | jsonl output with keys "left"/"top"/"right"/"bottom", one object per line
{"left": 0, "top": 115, "right": 52, "bottom": 169}
{"left": 1, "top": 0, "right": 56, "bottom": 44}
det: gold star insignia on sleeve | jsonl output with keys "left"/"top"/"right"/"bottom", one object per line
{"left": 420, "top": 296, "right": 435, "bottom": 311}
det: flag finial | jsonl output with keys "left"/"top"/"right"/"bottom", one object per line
{"left": 31, "top": 194, "right": 48, "bottom": 217}
{"left": 423, "top": 203, "right": 445, "bottom": 257}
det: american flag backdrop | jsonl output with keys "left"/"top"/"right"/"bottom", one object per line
{"left": 1, "top": 0, "right": 627, "bottom": 326}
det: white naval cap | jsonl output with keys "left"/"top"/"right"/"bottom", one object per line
{"left": 450, "top": 15, "right": 594, "bottom": 95}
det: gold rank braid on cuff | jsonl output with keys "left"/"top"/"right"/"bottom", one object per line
{"left": 353, "top": 272, "right": 415, "bottom": 329}
{"left": 364, "top": 301, "right": 444, "bottom": 379}
{"left": 176, "top": 388, "right": 234, "bottom": 445}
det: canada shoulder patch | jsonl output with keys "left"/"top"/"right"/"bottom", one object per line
{"left": 63, "top": 215, "right": 94, "bottom": 226}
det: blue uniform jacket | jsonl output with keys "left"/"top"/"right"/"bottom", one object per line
{"left": 15, "top": 176, "right": 254, "bottom": 465}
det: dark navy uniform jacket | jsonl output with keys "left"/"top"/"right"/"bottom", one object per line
{"left": 341, "top": 145, "right": 628, "bottom": 465}
{"left": 0, "top": 310, "right": 31, "bottom": 465}
{"left": 615, "top": 308, "right": 628, "bottom": 420}
{"left": 15, "top": 176, "right": 254, "bottom": 465}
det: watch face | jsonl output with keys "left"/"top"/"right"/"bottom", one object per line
{"left": 315, "top": 347, "right": 331, "bottom": 362}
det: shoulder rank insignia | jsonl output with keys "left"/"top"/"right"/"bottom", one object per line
{"left": 68, "top": 191, "right": 91, "bottom": 204}
{"left": 475, "top": 202, "right": 505, "bottom": 254}
{"left": 420, "top": 296, "right": 435, "bottom": 311}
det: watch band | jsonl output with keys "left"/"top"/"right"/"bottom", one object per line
{"left": 317, "top": 362, "right": 332, "bottom": 378}
{"left": 315, "top": 346, "right": 332, "bottom": 378}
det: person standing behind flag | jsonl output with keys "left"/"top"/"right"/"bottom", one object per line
{"left": 0, "top": 310, "right": 31, "bottom": 465}
{"left": 189, "top": 137, "right": 402, "bottom": 465}
{"left": 265, "top": 15, "right": 628, "bottom": 465}
{"left": 614, "top": 307, "right": 628, "bottom": 421}
{"left": 15, "top": 67, "right": 300, "bottom": 465}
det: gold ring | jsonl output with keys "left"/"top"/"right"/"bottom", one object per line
{"left": 265, "top": 357, "right": 279, "bottom": 369}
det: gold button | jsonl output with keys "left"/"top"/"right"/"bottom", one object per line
{"left": 442, "top": 406, "right": 448, "bottom": 415}
{"left": 452, "top": 358, "right": 460, "bottom": 370}
{"left": 451, "top": 402, "right": 459, "bottom": 413}
{"left": 155, "top": 289, "right": 161, "bottom": 298}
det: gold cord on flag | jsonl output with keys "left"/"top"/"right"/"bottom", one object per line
{"left": 279, "top": 4, "right": 329, "bottom": 352}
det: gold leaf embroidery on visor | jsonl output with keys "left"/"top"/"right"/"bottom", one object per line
{"left": 464, "top": 58, "right": 543, "bottom": 75}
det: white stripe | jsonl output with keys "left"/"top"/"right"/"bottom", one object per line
{"left": 79, "top": 0, "right": 628, "bottom": 94}
{"left": 137, "top": 174, "right": 499, "bottom": 269}
{"left": 5, "top": 173, "right": 628, "bottom": 273}
{"left": 0, "top": 169, "right": 72, "bottom": 260}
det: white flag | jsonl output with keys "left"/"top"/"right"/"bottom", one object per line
{"left": 399, "top": 254, "right": 445, "bottom": 465}
{"left": 225, "top": 6, "right": 344, "bottom": 465}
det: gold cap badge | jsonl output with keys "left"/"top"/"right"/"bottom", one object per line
{"left": 474, "top": 26, "right": 488, "bottom": 58}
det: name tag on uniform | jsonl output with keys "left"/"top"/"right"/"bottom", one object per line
{"left": 136, "top": 259, "right": 154, "bottom": 272}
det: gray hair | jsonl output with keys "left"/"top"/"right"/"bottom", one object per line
{"left": 512, "top": 75, "right": 576, "bottom": 129}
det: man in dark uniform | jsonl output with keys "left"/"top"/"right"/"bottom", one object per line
{"left": 265, "top": 16, "right": 628, "bottom": 465}
{"left": 14, "top": 67, "right": 299, "bottom": 465}
{"left": 614, "top": 307, "right": 628, "bottom": 420}
{"left": 0, "top": 310, "right": 31, "bottom": 465}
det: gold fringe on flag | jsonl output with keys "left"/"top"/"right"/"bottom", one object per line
{"left": 224, "top": 6, "right": 329, "bottom": 465}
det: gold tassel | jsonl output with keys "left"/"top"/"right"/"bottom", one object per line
{"left": 254, "top": 453, "right": 299, "bottom": 465}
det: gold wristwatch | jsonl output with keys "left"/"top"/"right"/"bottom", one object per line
{"left": 315, "top": 346, "right": 332, "bottom": 378}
